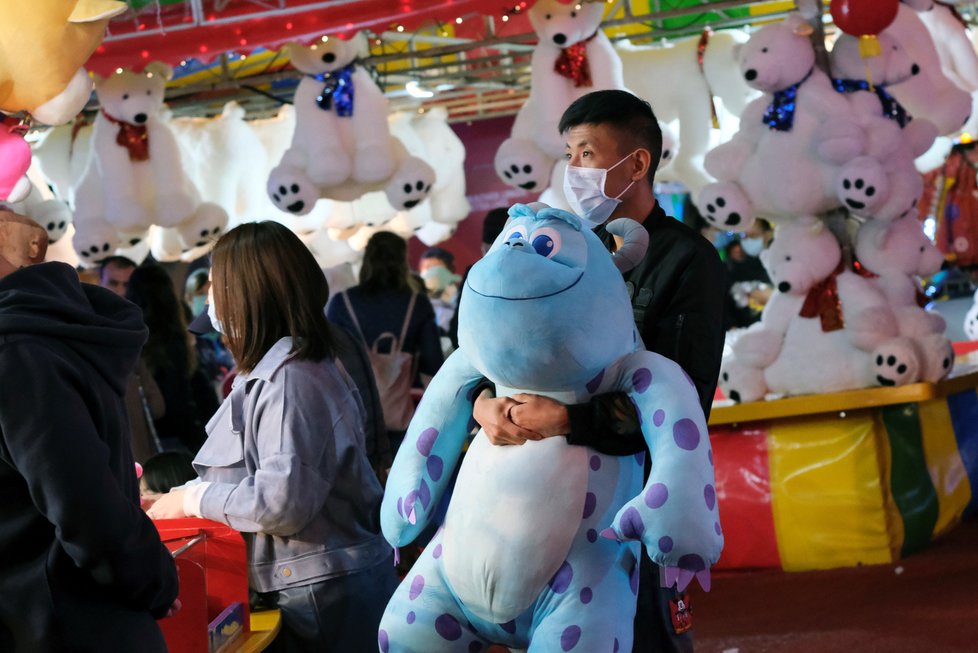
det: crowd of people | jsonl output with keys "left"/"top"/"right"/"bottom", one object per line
{"left": 0, "top": 88, "right": 771, "bottom": 652}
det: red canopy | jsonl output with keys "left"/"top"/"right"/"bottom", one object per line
{"left": 87, "top": 0, "right": 533, "bottom": 75}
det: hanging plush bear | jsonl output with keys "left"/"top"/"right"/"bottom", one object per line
{"left": 71, "top": 64, "right": 228, "bottom": 264}
{"left": 494, "top": 0, "right": 625, "bottom": 195}
{"left": 0, "top": 178, "right": 73, "bottom": 245}
{"left": 266, "top": 32, "right": 435, "bottom": 217}
{"left": 379, "top": 203, "right": 721, "bottom": 653}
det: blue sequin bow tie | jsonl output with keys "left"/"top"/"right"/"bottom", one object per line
{"left": 310, "top": 63, "right": 355, "bottom": 116}
{"left": 762, "top": 67, "right": 814, "bottom": 132}
{"left": 831, "top": 78, "right": 912, "bottom": 128}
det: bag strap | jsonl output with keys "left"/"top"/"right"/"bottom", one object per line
{"left": 340, "top": 291, "right": 368, "bottom": 343}
{"left": 397, "top": 293, "right": 418, "bottom": 353}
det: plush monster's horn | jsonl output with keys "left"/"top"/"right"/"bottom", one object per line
{"left": 606, "top": 218, "right": 649, "bottom": 273}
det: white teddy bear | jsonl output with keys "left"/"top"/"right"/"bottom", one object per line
{"left": 267, "top": 33, "right": 435, "bottom": 217}
{"left": 964, "top": 289, "right": 978, "bottom": 341}
{"left": 854, "top": 216, "right": 954, "bottom": 382}
{"left": 907, "top": 0, "right": 978, "bottom": 93}
{"left": 71, "top": 63, "right": 228, "bottom": 264}
{"left": 718, "top": 217, "right": 923, "bottom": 402}
{"left": 697, "top": 14, "right": 870, "bottom": 230}
{"left": 618, "top": 28, "right": 758, "bottom": 197}
{"left": 494, "top": 0, "right": 624, "bottom": 193}
{"left": 827, "top": 31, "right": 938, "bottom": 222}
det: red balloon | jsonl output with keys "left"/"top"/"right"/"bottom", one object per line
{"left": 830, "top": 0, "right": 899, "bottom": 37}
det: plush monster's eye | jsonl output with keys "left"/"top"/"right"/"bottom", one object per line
{"left": 504, "top": 225, "right": 528, "bottom": 242}
{"left": 530, "top": 227, "right": 561, "bottom": 258}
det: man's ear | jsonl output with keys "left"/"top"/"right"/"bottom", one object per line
{"left": 632, "top": 148, "right": 653, "bottom": 181}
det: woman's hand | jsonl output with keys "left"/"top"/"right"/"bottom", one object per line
{"left": 146, "top": 489, "right": 188, "bottom": 520}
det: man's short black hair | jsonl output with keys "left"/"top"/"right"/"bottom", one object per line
{"left": 482, "top": 207, "right": 510, "bottom": 246}
{"left": 420, "top": 247, "right": 455, "bottom": 272}
{"left": 98, "top": 255, "right": 137, "bottom": 279}
{"left": 558, "top": 90, "right": 663, "bottom": 185}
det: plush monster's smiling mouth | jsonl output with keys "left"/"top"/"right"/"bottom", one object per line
{"left": 466, "top": 270, "right": 584, "bottom": 301}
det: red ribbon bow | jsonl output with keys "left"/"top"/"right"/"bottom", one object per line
{"left": 799, "top": 261, "right": 846, "bottom": 332}
{"left": 102, "top": 111, "right": 150, "bottom": 162}
{"left": 554, "top": 33, "right": 597, "bottom": 88}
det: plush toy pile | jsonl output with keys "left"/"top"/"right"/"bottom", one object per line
{"left": 699, "top": 11, "right": 957, "bottom": 401}
{"left": 380, "top": 202, "right": 721, "bottom": 652}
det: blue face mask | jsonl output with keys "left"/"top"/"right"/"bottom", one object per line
{"left": 741, "top": 237, "right": 765, "bottom": 257}
{"left": 191, "top": 295, "right": 207, "bottom": 317}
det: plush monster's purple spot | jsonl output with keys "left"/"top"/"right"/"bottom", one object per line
{"left": 583, "top": 492, "right": 597, "bottom": 519}
{"left": 406, "top": 611, "right": 416, "bottom": 624}
{"left": 379, "top": 630, "right": 389, "bottom": 652}
{"left": 673, "top": 418, "right": 701, "bottom": 450}
{"left": 500, "top": 620, "right": 516, "bottom": 634}
{"left": 653, "top": 409, "right": 665, "bottom": 427}
{"left": 644, "top": 483, "right": 668, "bottom": 509}
{"left": 614, "top": 638, "right": 620, "bottom": 653}
{"left": 586, "top": 528, "right": 598, "bottom": 543}
{"left": 708, "top": 449, "right": 714, "bottom": 466}
{"left": 704, "top": 484, "right": 716, "bottom": 510}
{"left": 590, "top": 455, "right": 601, "bottom": 471}
{"left": 427, "top": 455, "right": 444, "bottom": 481}
{"left": 678, "top": 553, "right": 707, "bottom": 572}
{"left": 580, "top": 587, "right": 593, "bottom": 604}
{"left": 433, "top": 543, "right": 443, "bottom": 559}
{"left": 549, "top": 561, "right": 574, "bottom": 594}
{"left": 409, "top": 575, "right": 425, "bottom": 600}
{"left": 405, "top": 490, "right": 418, "bottom": 511}
{"left": 561, "top": 625, "right": 582, "bottom": 651}
{"left": 469, "top": 642, "right": 484, "bottom": 653}
{"left": 715, "top": 521, "right": 723, "bottom": 536}
{"left": 633, "top": 368, "right": 652, "bottom": 393}
{"left": 620, "top": 507, "right": 645, "bottom": 539}
{"left": 419, "top": 480, "right": 432, "bottom": 509}
{"left": 634, "top": 452, "right": 645, "bottom": 466}
{"left": 659, "top": 536, "right": 674, "bottom": 553}
{"left": 435, "top": 614, "right": 462, "bottom": 641}
{"left": 629, "top": 560, "right": 640, "bottom": 595}
{"left": 417, "top": 428, "right": 439, "bottom": 456}
{"left": 586, "top": 369, "right": 605, "bottom": 394}
{"left": 397, "top": 497, "right": 404, "bottom": 517}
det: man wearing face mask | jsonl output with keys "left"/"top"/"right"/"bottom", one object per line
{"left": 0, "top": 211, "right": 179, "bottom": 651}
{"left": 472, "top": 90, "right": 726, "bottom": 653}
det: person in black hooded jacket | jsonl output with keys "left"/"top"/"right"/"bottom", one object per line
{"left": 0, "top": 212, "right": 178, "bottom": 652}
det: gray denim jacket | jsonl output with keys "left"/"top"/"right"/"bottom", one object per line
{"left": 193, "top": 338, "right": 390, "bottom": 593}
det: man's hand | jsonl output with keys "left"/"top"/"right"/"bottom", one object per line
{"left": 146, "top": 489, "right": 188, "bottom": 521}
{"left": 473, "top": 389, "right": 543, "bottom": 446}
{"left": 509, "top": 393, "right": 571, "bottom": 437}
{"left": 164, "top": 598, "right": 182, "bottom": 618}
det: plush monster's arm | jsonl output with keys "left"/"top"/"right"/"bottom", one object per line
{"left": 381, "top": 349, "right": 485, "bottom": 547}
{"left": 602, "top": 350, "right": 723, "bottom": 593}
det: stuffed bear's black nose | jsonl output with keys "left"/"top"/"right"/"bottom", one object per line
{"left": 553, "top": 33, "right": 567, "bottom": 46}
{"left": 322, "top": 52, "right": 336, "bottom": 64}
{"left": 134, "top": 113, "right": 147, "bottom": 124}
{"left": 744, "top": 69, "right": 757, "bottom": 81}
{"left": 778, "top": 281, "right": 791, "bottom": 293}
{"left": 911, "top": 63, "right": 920, "bottom": 75}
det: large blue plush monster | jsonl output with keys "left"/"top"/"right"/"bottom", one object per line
{"left": 379, "top": 203, "right": 722, "bottom": 653}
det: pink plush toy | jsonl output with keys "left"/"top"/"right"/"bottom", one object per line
{"left": 0, "top": 124, "right": 33, "bottom": 203}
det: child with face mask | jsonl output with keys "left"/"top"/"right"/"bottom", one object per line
{"left": 473, "top": 90, "right": 727, "bottom": 653}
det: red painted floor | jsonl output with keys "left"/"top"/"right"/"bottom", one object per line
{"left": 689, "top": 517, "right": 978, "bottom": 653}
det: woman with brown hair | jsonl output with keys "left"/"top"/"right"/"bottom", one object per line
{"left": 146, "top": 221, "right": 397, "bottom": 652}
{"left": 327, "top": 231, "right": 444, "bottom": 455}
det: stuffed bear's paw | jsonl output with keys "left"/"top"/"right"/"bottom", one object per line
{"left": 268, "top": 168, "right": 319, "bottom": 216}
{"left": 917, "top": 333, "right": 954, "bottom": 383}
{"left": 156, "top": 192, "right": 196, "bottom": 228}
{"left": 494, "top": 138, "right": 552, "bottom": 191}
{"left": 177, "top": 202, "right": 228, "bottom": 250}
{"left": 73, "top": 218, "right": 121, "bottom": 266}
{"left": 835, "top": 156, "right": 889, "bottom": 217}
{"left": 718, "top": 359, "right": 767, "bottom": 403}
{"left": 872, "top": 337, "right": 921, "bottom": 387}
{"left": 696, "top": 182, "right": 753, "bottom": 230}
{"left": 385, "top": 158, "right": 435, "bottom": 210}
{"left": 33, "top": 200, "right": 73, "bottom": 244}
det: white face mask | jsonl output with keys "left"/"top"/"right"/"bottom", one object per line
{"left": 563, "top": 151, "right": 638, "bottom": 228}
{"left": 207, "top": 296, "right": 224, "bottom": 334}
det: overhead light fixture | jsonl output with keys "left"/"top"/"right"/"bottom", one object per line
{"left": 406, "top": 80, "right": 434, "bottom": 98}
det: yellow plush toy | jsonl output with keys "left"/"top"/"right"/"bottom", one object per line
{"left": 0, "top": 0, "right": 127, "bottom": 123}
